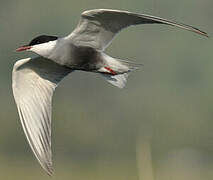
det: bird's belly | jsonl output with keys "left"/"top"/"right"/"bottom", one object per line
{"left": 53, "top": 45, "right": 103, "bottom": 71}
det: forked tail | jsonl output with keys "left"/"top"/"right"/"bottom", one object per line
{"left": 101, "top": 73, "right": 129, "bottom": 88}
{"left": 99, "top": 55, "right": 142, "bottom": 88}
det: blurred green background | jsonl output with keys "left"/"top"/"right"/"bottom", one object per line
{"left": 1, "top": 0, "right": 213, "bottom": 179}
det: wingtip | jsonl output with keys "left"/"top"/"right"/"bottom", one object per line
{"left": 199, "top": 30, "right": 209, "bottom": 38}
{"left": 47, "top": 169, "right": 54, "bottom": 177}
{"left": 204, "top": 33, "right": 209, "bottom": 38}
{"left": 38, "top": 159, "right": 54, "bottom": 176}
{"left": 44, "top": 164, "right": 54, "bottom": 177}
{"left": 193, "top": 27, "right": 209, "bottom": 38}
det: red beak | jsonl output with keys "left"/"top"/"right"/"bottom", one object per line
{"left": 16, "top": 46, "right": 32, "bottom": 52}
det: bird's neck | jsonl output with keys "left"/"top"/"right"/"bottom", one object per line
{"left": 31, "top": 40, "right": 57, "bottom": 59}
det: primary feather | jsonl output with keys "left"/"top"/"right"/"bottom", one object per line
{"left": 12, "top": 57, "right": 71, "bottom": 175}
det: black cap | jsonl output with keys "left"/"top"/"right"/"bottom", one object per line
{"left": 29, "top": 35, "right": 58, "bottom": 46}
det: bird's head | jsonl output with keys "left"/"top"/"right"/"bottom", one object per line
{"left": 16, "top": 35, "right": 58, "bottom": 58}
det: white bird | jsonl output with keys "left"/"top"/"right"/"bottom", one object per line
{"left": 12, "top": 9, "right": 207, "bottom": 175}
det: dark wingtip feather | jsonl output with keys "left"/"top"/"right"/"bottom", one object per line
{"left": 193, "top": 27, "right": 209, "bottom": 38}
{"left": 43, "top": 163, "right": 54, "bottom": 177}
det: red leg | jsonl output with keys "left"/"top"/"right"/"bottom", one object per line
{"left": 104, "top": 67, "right": 117, "bottom": 75}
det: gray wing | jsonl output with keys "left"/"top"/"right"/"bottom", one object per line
{"left": 69, "top": 9, "right": 208, "bottom": 51}
{"left": 12, "top": 56, "right": 72, "bottom": 175}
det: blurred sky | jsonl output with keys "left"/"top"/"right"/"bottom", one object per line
{"left": 0, "top": 0, "right": 213, "bottom": 179}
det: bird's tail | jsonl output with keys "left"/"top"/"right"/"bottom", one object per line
{"left": 98, "top": 55, "right": 142, "bottom": 88}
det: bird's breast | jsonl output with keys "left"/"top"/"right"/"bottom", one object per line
{"left": 48, "top": 42, "right": 103, "bottom": 71}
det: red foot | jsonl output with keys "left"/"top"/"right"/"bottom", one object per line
{"left": 104, "top": 67, "right": 117, "bottom": 75}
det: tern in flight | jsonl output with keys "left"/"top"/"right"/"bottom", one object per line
{"left": 12, "top": 9, "right": 208, "bottom": 175}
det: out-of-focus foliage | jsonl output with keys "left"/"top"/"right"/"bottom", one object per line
{"left": 0, "top": 0, "right": 213, "bottom": 179}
